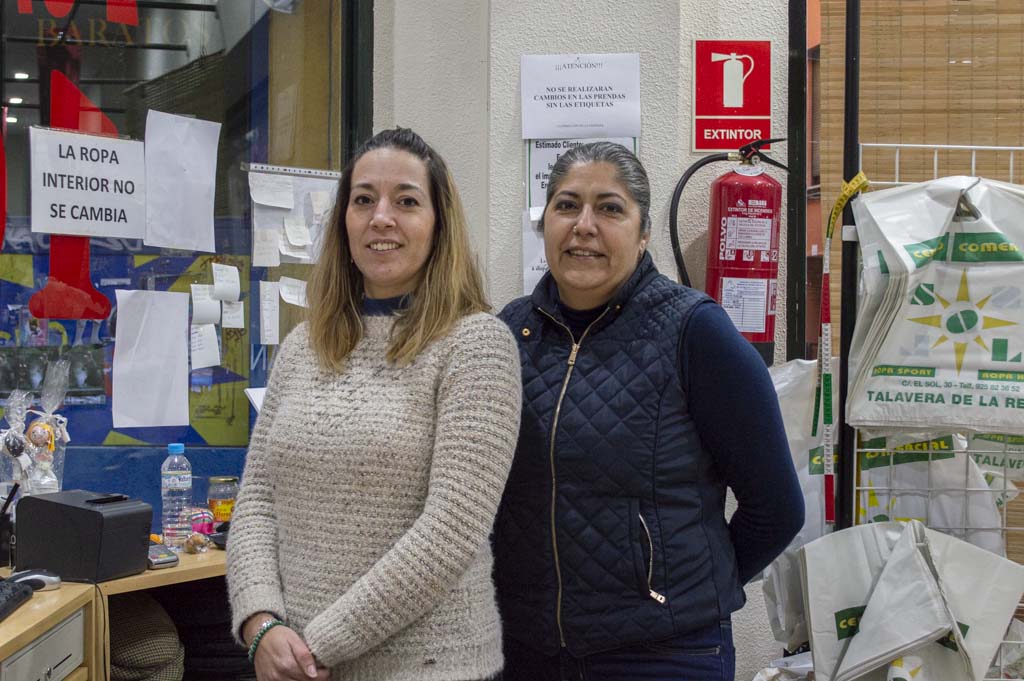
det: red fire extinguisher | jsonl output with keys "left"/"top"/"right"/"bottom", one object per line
{"left": 669, "top": 139, "right": 788, "bottom": 363}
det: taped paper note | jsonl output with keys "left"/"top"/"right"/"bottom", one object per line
{"left": 279, "top": 276, "right": 308, "bottom": 307}
{"left": 309, "top": 190, "right": 332, "bottom": 218}
{"left": 212, "top": 263, "right": 240, "bottom": 302}
{"left": 112, "top": 290, "right": 189, "bottom": 428}
{"left": 190, "top": 323, "right": 220, "bottom": 370}
{"left": 190, "top": 284, "right": 220, "bottom": 325}
{"left": 260, "top": 280, "right": 280, "bottom": 345}
{"left": 248, "top": 172, "right": 294, "bottom": 209}
{"left": 278, "top": 235, "right": 311, "bottom": 260}
{"left": 222, "top": 301, "right": 244, "bottom": 329}
{"left": 284, "top": 217, "right": 312, "bottom": 246}
{"left": 253, "top": 229, "right": 281, "bottom": 267}
{"left": 144, "top": 110, "right": 220, "bottom": 252}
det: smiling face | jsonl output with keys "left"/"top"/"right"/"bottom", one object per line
{"left": 543, "top": 161, "right": 646, "bottom": 310}
{"left": 346, "top": 148, "right": 436, "bottom": 299}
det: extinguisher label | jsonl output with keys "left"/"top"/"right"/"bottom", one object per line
{"left": 720, "top": 278, "right": 768, "bottom": 334}
{"left": 725, "top": 216, "right": 773, "bottom": 251}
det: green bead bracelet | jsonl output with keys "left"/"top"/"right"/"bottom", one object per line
{"left": 247, "top": 618, "right": 285, "bottom": 663}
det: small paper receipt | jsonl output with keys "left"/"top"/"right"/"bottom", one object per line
{"left": 248, "top": 172, "right": 294, "bottom": 209}
{"left": 212, "top": 263, "right": 241, "bottom": 302}
{"left": 253, "top": 229, "right": 281, "bottom": 267}
{"left": 279, "top": 277, "right": 308, "bottom": 308}
{"left": 260, "top": 280, "right": 280, "bottom": 345}
{"left": 190, "top": 284, "right": 221, "bottom": 325}
{"left": 222, "top": 301, "right": 244, "bottom": 329}
{"left": 190, "top": 324, "right": 220, "bottom": 369}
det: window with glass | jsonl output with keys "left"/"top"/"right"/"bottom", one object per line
{"left": 0, "top": 0, "right": 350, "bottom": 500}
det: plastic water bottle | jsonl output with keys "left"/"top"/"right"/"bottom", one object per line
{"left": 161, "top": 443, "right": 192, "bottom": 552}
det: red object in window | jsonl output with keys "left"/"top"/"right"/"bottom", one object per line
{"left": 28, "top": 71, "right": 114, "bottom": 321}
{"left": 19, "top": 0, "right": 138, "bottom": 25}
{"left": 42, "top": 0, "right": 75, "bottom": 18}
{"left": 105, "top": 0, "right": 139, "bottom": 26}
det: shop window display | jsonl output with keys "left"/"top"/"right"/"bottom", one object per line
{"left": 0, "top": 1, "right": 342, "bottom": 453}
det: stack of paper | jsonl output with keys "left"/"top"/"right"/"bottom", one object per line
{"left": 847, "top": 177, "right": 1024, "bottom": 436}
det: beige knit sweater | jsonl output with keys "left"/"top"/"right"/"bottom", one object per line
{"left": 227, "top": 313, "right": 521, "bottom": 681}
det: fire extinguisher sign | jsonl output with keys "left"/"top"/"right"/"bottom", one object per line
{"left": 693, "top": 40, "right": 772, "bottom": 152}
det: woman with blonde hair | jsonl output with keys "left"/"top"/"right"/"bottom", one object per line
{"left": 228, "top": 127, "right": 521, "bottom": 681}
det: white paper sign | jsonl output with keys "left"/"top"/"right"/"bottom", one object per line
{"left": 190, "top": 323, "right": 220, "bottom": 370}
{"left": 30, "top": 127, "right": 146, "bottom": 239}
{"left": 190, "top": 284, "right": 221, "bottom": 325}
{"left": 143, "top": 110, "right": 221, "bottom": 253}
{"left": 284, "top": 217, "right": 312, "bottom": 246}
{"left": 253, "top": 229, "right": 281, "bottom": 267}
{"left": 260, "top": 280, "right": 280, "bottom": 345}
{"left": 527, "top": 137, "right": 636, "bottom": 208}
{"left": 211, "top": 263, "right": 241, "bottom": 302}
{"left": 279, "top": 276, "right": 308, "bottom": 307}
{"left": 112, "top": 290, "right": 190, "bottom": 428}
{"left": 521, "top": 53, "right": 641, "bottom": 139}
{"left": 222, "top": 301, "right": 244, "bottom": 329}
{"left": 248, "top": 172, "right": 294, "bottom": 209}
{"left": 523, "top": 209, "right": 547, "bottom": 295}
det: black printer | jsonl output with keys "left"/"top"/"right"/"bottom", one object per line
{"left": 15, "top": 489, "right": 152, "bottom": 582}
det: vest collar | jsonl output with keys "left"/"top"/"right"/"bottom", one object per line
{"left": 531, "top": 251, "right": 659, "bottom": 327}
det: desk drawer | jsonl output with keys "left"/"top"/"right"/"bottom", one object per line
{"left": 0, "top": 608, "right": 83, "bottom": 681}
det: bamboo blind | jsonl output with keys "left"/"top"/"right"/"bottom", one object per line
{"left": 824, "top": 1, "right": 1024, "bottom": 564}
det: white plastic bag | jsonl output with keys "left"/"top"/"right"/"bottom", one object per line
{"left": 858, "top": 434, "right": 1005, "bottom": 555}
{"left": 803, "top": 520, "right": 1024, "bottom": 681}
{"left": 763, "top": 359, "right": 828, "bottom": 651}
{"left": 848, "top": 177, "right": 1024, "bottom": 435}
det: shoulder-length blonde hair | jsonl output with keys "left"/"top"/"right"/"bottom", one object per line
{"left": 307, "top": 127, "right": 489, "bottom": 370}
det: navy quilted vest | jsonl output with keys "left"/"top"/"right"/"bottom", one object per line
{"left": 495, "top": 254, "right": 744, "bottom": 657}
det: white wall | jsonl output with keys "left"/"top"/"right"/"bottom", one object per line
{"left": 375, "top": 1, "right": 793, "bottom": 677}
{"left": 373, "top": 0, "right": 491, "bottom": 274}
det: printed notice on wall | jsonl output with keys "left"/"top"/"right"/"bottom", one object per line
{"left": 30, "top": 127, "right": 146, "bottom": 239}
{"left": 521, "top": 53, "right": 641, "bottom": 139}
{"left": 527, "top": 137, "right": 636, "bottom": 208}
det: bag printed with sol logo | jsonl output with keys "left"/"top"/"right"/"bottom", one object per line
{"left": 848, "top": 177, "right": 1024, "bottom": 436}
{"left": 803, "top": 520, "right": 1024, "bottom": 681}
{"left": 857, "top": 434, "right": 1005, "bottom": 556}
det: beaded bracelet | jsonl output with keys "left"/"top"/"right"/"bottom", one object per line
{"left": 247, "top": 618, "right": 284, "bottom": 663}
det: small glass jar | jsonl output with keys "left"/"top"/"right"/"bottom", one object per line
{"left": 207, "top": 475, "right": 239, "bottom": 523}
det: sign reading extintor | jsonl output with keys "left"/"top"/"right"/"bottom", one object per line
{"left": 693, "top": 40, "right": 772, "bottom": 152}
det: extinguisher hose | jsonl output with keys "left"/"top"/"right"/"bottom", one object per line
{"left": 668, "top": 152, "right": 732, "bottom": 288}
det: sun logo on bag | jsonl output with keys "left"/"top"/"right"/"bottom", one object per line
{"left": 888, "top": 655, "right": 924, "bottom": 680}
{"left": 906, "top": 270, "right": 1017, "bottom": 373}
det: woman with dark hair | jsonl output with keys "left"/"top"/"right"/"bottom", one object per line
{"left": 495, "top": 141, "right": 803, "bottom": 680}
{"left": 228, "top": 128, "right": 521, "bottom": 681}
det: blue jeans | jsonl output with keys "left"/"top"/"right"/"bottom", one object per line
{"left": 502, "top": 620, "right": 734, "bottom": 681}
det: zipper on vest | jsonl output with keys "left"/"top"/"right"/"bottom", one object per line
{"left": 536, "top": 306, "right": 610, "bottom": 647}
{"left": 637, "top": 512, "right": 667, "bottom": 604}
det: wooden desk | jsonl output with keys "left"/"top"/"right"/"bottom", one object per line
{"left": 95, "top": 550, "right": 226, "bottom": 681}
{"left": 0, "top": 581, "right": 96, "bottom": 681}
